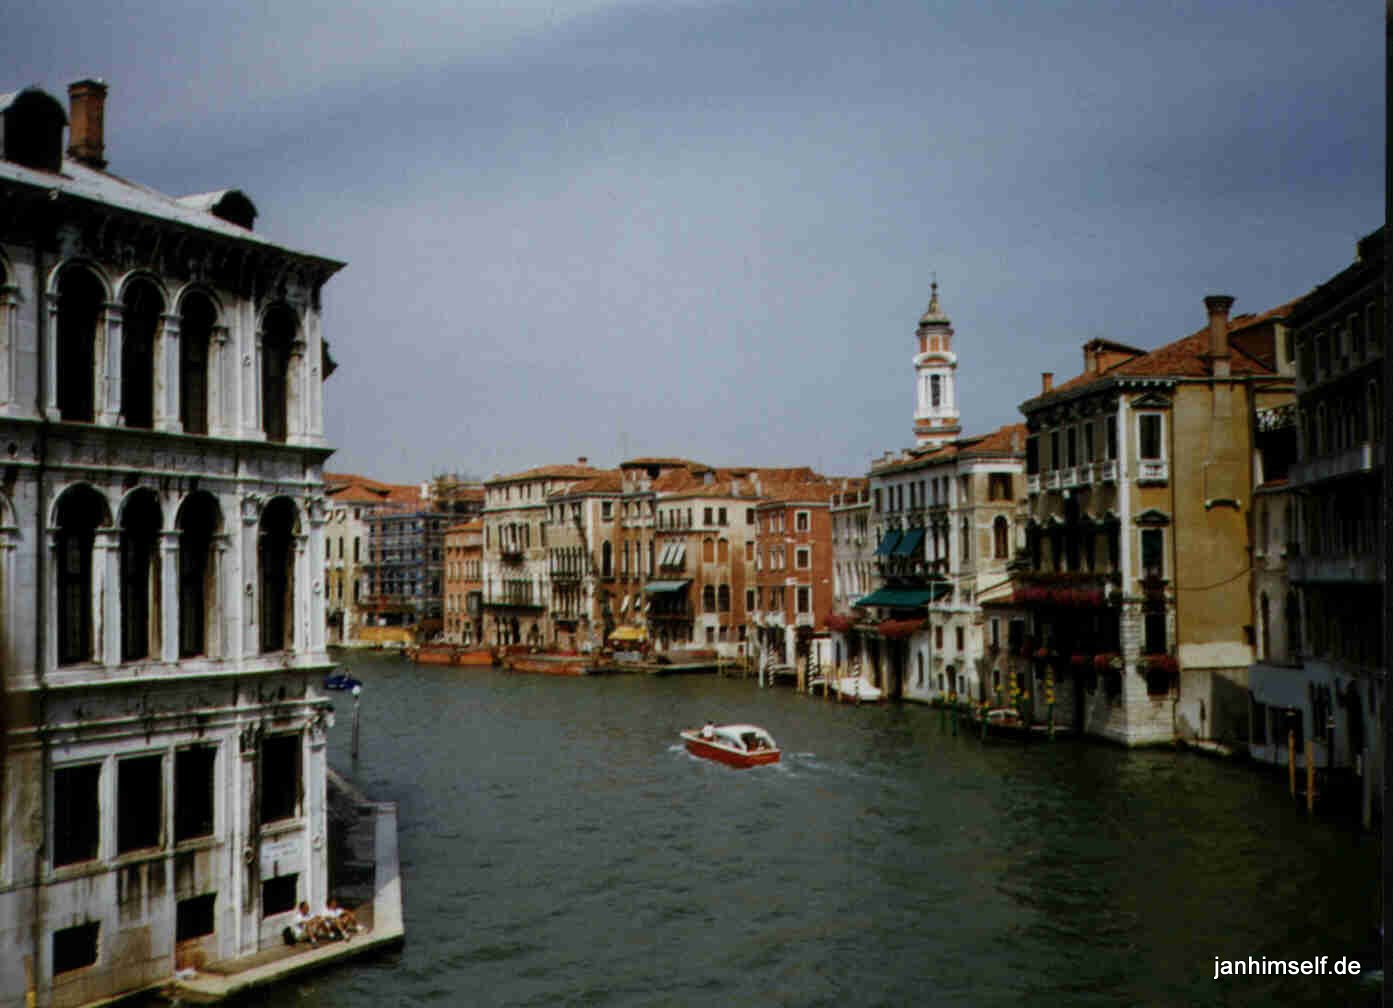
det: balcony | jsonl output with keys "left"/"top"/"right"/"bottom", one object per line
{"left": 1043, "top": 471, "right": 1061, "bottom": 491}
{"left": 1289, "top": 441, "right": 1382, "bottom": 488}
{"left": 1077, "top": 465, "right": 1094, "bottom": 486}
{"left": 648, "top": 604, "right": 695, "bottom": 621}
{"left": 1026, "top": 474, "right": 1041, "bottom": 495}
{"left": 1096, "top": 460, "right": 1118, "bottom": 483}
{"left": 1059, "top": 466, "right": 1078, "bottom": 488}
{"left": 498, "top": 547, "right": 525, "bottom": 564}
{"left": 1136, "top": 460, "right": 1168, "bottom": 484}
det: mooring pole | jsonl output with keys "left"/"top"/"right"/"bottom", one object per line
{"left": 352, "top": 684, "right": 362, "bottom": 761}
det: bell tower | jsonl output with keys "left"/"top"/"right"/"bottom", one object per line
{"left": 912, "top": 281, "right": 961, "bottom": 449}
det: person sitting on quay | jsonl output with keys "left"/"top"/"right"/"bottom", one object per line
{"left": 322, "top": 896, "right": 362, "bottom": 940}
{"left": 285, "top": 901, "right": 327, "bottom": 947}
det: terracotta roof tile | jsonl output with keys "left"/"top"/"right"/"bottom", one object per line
{"left": 1022, "top": 300, "right": 1298, "bottom": 412}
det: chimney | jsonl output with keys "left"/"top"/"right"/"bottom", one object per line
{"left": 577, "top": 456, "right": 588, "bottom": 466}
{"left": 1083, "top": 342, "right": 1098, "bottom": 375}
{"left": 1205, "top": 295, "right": 1234, "bottom": 378}
{"left": 1041, "top": 372, "right": 1054, "bottom": 394}
{"left": 67, "top": 79, "right": 108, "bottom": 170}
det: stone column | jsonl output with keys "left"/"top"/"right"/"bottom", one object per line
{"left": 292, "top": 532, "right": 309, "bottom": 655}
{"left": 213, "top": 533, "right": 233, "bottom": 661}
{"left": 287, "top": 339, "right": 306, "bottom": 444}
{"left": 99, "top": 300, "right": 123, "bottom": 426}
{"left": 94, "top": 527, "right": 120, "bottom": 665}
{"left": 0, "top": 282, "right": 16, "bottom": 412}
{"left": 160, "top": 529, "right": 180, "bottom": 663}
{"left": 250, "top": 330, "right": 264, "bottom": 439}
{"left": 306, "top": 498, "right": 328, "bottom": 655}
{"left": 43, "top": 291, "right": 61, "bottom": 421}
{"left": 242, "top": 496, "right": 262, "bottom": 658}
{"left": 210, "top": 326, "right": 230, "bottom": 436}
{"left": 156, "top": 311, "right": 180, "bottom": 432}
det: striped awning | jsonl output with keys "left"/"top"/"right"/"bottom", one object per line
{"left": 643, "top": 580, "right": 691, "bottom": 594}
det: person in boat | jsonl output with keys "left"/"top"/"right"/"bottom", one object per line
{"left": 701, "top": 722, "right": 715, "bottom": 740}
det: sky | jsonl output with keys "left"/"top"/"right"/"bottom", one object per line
{"left": 4, "top": 1, "right": 1383, "bottom": 483}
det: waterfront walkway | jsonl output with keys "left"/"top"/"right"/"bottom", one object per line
{"left": 170, "top": 769, "right": 404, "bottom": 1004}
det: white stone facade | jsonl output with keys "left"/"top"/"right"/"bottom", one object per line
{"left": 0, "top": 83, "right": 343, "bottom": 1007}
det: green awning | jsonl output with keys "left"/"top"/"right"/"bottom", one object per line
{"left": 643, "top": 580, "right": 691, "bottom": 593}
{"left": 894, "top": 528, "right": 925, "bottom": 557}
{"left": 853, "top": 585, "right": 950, "bottom": 608}
{"left": 873, "top": 530, "right": 903, "bottom": 556}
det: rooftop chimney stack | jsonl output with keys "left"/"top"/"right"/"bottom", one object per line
{"left": 1083, "top": 342, "right": 1098, "bottom": 375}
{"left": 1205, "top": 295, "right": 1234, "bottom": 378}
{"left": 577, "top": 456, "right": 588, "bottom": 465}
{"left": 67, "top": 79, "right": 108, "bottom": 170}
{"left": 1041, "top": 372, "right": 1054, "bottom": 394}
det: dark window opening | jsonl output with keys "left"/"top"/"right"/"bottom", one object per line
{"left": 54, "top": 763, "right": 101, "bottom": 866}
{"left": 52, "top": 922, "right": 99, "bottom": 975}
{"left": 1251, "top": 699, "right": 1268, "bottom": 745}
{"left": 180, "top": 293, "right": 215, "bottom": 435}
{"left": 261, "top": 874, "right": 298, "bottom": 917}
{"left": 121, "top": 280, "right": 161, "bottom": 429}
{"left": 177, "top": 894, "right": 217, "bottom": 941}
{"left": 1143, "top": 611, "right": 1167, "bottom": 655}
{"left": 1105, "top": 416, "right": 1117, "bottom": 460}
{"left": 56, "top": 486, "right": 105, "bottom": 665}
{"left": 259, "top": 734, "right": 301, "bottom": 824}
{"left": 1025, "top": 437, "right": 1039, "bottom": 475}
{"left": 117, "top": 754, "right": 163, "bottom": 854}
{"left": 259, "top": 498, "right": 297, "bottom": 653}
{"left": 175, "top": 745, "right": 216, "bottom": 842}
{"left": 120, "top": 490, "right": 162, "bottom": 663}
{"left": 1140, "top": 529, "right": 1164, "bottom": 580}
{"left": 57, "top": 267, "right": 102, "bottom": 423}
{"left": 178, "top": 493, "right": 219, "bottom": 658}
{"left": 261, "top": 305, "right": 295, "bottom": 443}
{"left": 1138, "top": 414, "right": 1163, "bottom": 460}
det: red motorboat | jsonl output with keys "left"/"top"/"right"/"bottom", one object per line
{"left": 680, "top": 724, "right": 781, "bottom": 768}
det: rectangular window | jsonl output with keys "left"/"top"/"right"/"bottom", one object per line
{"left": 1083, "top": 422, "right": 1095, "bottom": 462}
{"left": 703, "top": 507, "right": 713, "bottom": 525}
{"left": 746, "top": 589, "right": 755, "bottom": 611}
{"left": 601, "top": 502, "right": 612, "bottom": 521}
{"left": 795, "top": 547, "right": 810, "bottom": 569}
{"left": 705, "top": 626, "right": 715, "bottom": 644}
{"left": 261, "top": 874, "right": 298, "bottom": 917}
{"left": 259, "top": 734, "right": 301, "bottom": 824}
{"left": 175, "top": 745, "right": 216, "bottom": 842}
{"left": 718, "top": 507, "right": 727, "bottom": 526}
{"left": 795, "top": 511, "right": 810, "bottom": 532}
{"left": 52, "top": 922, "right": 99, "bottom": 976}
{"left": 176, "top": 894, "right": 217, "bottom": 941}
{"left": 796, "top": 587, "right": 810, "bottom": 613}
{"left": 934, "top": 626, "right": 943, "bottom": 649}
{"left": 117, "top": 754, "right": 163, "bottom": 854}
{"left": 1105, "top": 416, "right": 1118, "bottom": 460}
{"left": 1066, "top": 427, "right": 1078, "bottom": 467}
{"left": 955, "top": 626, "right": 964, "bottom": 651}
{"left": 990, "top": 618, "right": 1000, "bottom": 648}
{"left": 1025, "top": 436, "right": 1039, "bottom": 475}
{"left": 1140, "top": 529, "right": 1164, "bottom": 579}
{"left": 53, "top": 764, "right": 101, "bottom": 866}
{"left": 1138, "top": 414, "right": 1163, "bottom": 460}
{"left": 745, "top": 508, "right": 754, "bottom": 525}
{"left": 1048, "top": 431, "right": 1060, "bottom": 470}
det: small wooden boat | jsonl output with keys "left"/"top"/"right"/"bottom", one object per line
{"left": 410, "top": 644, "right": 495, "bottom": 667}
{"left": 970, "top": 706, "right": 1030, "bottom": 737}
{"left": 680, "top": 724, "right": 781, "bottom": 768}
{"left": 503, "top": 653, "right": 591, "bottom": 676}
{"left": 832, "top": 678, "right": 883, "bottom": 703}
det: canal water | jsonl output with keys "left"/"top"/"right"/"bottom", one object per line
{"left": 263, "top": 652, "right": 1377, "bottom": 1007}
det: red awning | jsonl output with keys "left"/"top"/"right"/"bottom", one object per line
{"left": 877, "top": 618, "right": 924, "bottom": 639}
{"left": 824, "top": 612, "right": 855, "bottom": 632}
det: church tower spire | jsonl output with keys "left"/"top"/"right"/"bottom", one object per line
{"left": 912, "top": 281, "right": 962, "bottom": 449}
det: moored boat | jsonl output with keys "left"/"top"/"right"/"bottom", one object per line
{"left": 969, "top": 706, "right": 1029, "bottom": 737}
{"left": 409, "top": 644, "right": 496, "bottom": 667}
{"left": 679, "top": 723, "right": 781, "bottom": 768}
{"left": 832, "top": 678, "right": 884, "bottom": 703}
{"left": 503, "top": 652, "right": 592, "bottom": 676}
